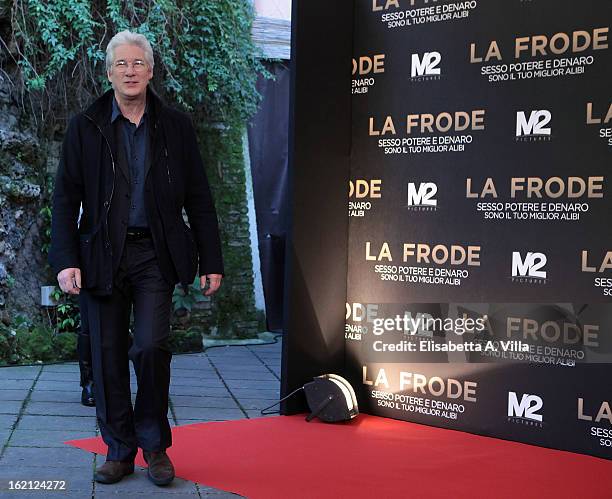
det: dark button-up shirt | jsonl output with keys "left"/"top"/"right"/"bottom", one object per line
{"left": 111, "top": 97, "right": 149, "bottom": 228}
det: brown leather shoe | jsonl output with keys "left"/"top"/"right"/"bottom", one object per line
{"left": 143, "top": 450, "right": 175, "bottom": 486}
{"left": 94, "top": 460, "right": 134, "bottom": 484}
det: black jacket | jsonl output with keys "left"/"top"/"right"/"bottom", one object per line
{"left": 49, "top": 88, "right": 224, "bottom": 295}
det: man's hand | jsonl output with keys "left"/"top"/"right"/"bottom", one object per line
{"left": 57, "top": 268, "right": 82, "bottom": 295}
{"left": 200, "top": 274, "right": 222, "bottom": 296}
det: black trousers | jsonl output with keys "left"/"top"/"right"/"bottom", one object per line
{"left": 84, "top": 236, "right": 174, "bottom": 461}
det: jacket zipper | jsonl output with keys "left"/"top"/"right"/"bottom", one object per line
{"left": 83, "top": 114, "right": 115, "bottom": 245}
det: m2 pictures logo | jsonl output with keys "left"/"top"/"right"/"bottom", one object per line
{"left": 515, "top": 110, "right": 552, "bottom": 141}
{"left": 508, "top": 391, "right": 543, "bottom": 427}
{"left": 411, "top": 51, "right": 442, "bottom": 81}
{"left": 406, "top": 182, "right": 437, "bottom": 211}
{"left": 511, "top": 251, "right": 547, "bottom": 284}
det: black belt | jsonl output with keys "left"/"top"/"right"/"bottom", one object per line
{"left": 126, "top": 227, "right": 151, "bottom": 240}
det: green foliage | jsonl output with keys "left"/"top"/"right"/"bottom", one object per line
{"left": 0, "top": 323, "right": 16, "bottom": 364}
{"left": 47, "top": 286, "right": 81, "bottom": 334}
{"left": 172, "top": 276, "right": 207, "bottom": 314}
{"left": 0, "top": 314, "right": 77, "bottom": 365}
{"left": 39, "top": 203, "right": 52, "bottom": 255}
{"left": 168, "top": 327, "right": 203, "bottom": 353}
{"left": 8, "top": 0, "right": 267, "bottom": 126}
{"left": 13, "top": 0, "right": 102, "bottom": 91}
{"left": 4, "top": 274, "right": 15, "bottom": 289}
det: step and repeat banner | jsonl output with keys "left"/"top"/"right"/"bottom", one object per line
{"left": 346, "top": 0, "right": 612, "bottom": 458}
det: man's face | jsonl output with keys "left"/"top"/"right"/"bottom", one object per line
{"left": 107, "top": 44, "right": 153, "bottom": 100}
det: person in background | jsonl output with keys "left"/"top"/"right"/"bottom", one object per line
{"left": 76, "top": 205, "right": 95, "bottom": 407}
{"left": 77, "top": 294, "right": 95, "bottom": 406}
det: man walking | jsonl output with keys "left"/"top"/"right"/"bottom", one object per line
{"left": 49, "top": 30, "right": 224, "bottom": 486}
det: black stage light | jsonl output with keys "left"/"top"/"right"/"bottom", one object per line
{"left": 303, "top": 374, "right": 359, "bottom": 422}
{"left": 260, "top": 374, "right": 359, "bottom": 422}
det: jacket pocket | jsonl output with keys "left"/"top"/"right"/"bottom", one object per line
{"left": 79, "top": 227, "right": 104, "bottom": 289}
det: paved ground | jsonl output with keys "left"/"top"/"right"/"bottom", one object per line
{"left": 0, "top": 339, "right": 282, "bottom": 498}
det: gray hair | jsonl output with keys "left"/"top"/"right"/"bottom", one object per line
{"left": 105, "top": 30, "right": 154, "bottom": 72}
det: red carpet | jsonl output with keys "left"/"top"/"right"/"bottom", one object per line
{"left": 67, "top": 414, "right": 612, "bottom": 498}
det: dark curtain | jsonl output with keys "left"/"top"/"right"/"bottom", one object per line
{"left": 248, "top": 60, "right": 291, "bottom": 332}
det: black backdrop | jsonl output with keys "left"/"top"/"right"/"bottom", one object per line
{"left": 281, "top": 0, "right": 353, "bottom": 414}
{"left": 284, "top": 0, "right": 612, "bottom": 459}
{"left": 248, "top": 61, "right": 291, "bottom": 332}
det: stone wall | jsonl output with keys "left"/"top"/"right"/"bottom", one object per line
{"left": 0, "top": 72, "right": 49, "bottom": 325}
{"left": 192, "top": 124, "right": 261, "bottom": 339}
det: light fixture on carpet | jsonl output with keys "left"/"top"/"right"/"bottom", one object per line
{"left": 261, "top": 374, "right": 359, "bottom": 422}
{"left": 303, "top": 374, "right": 359, "bottom": 422}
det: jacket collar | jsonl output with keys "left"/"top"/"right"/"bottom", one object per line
{"left": 111, "top": 94, "right": 149, "bottom": 125}
{"left": 84, "top": 86, "right": 164, "bottom": 128}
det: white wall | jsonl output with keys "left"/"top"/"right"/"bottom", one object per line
{"left": 254, "top": 0, "right": 291, "bottom": 21}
